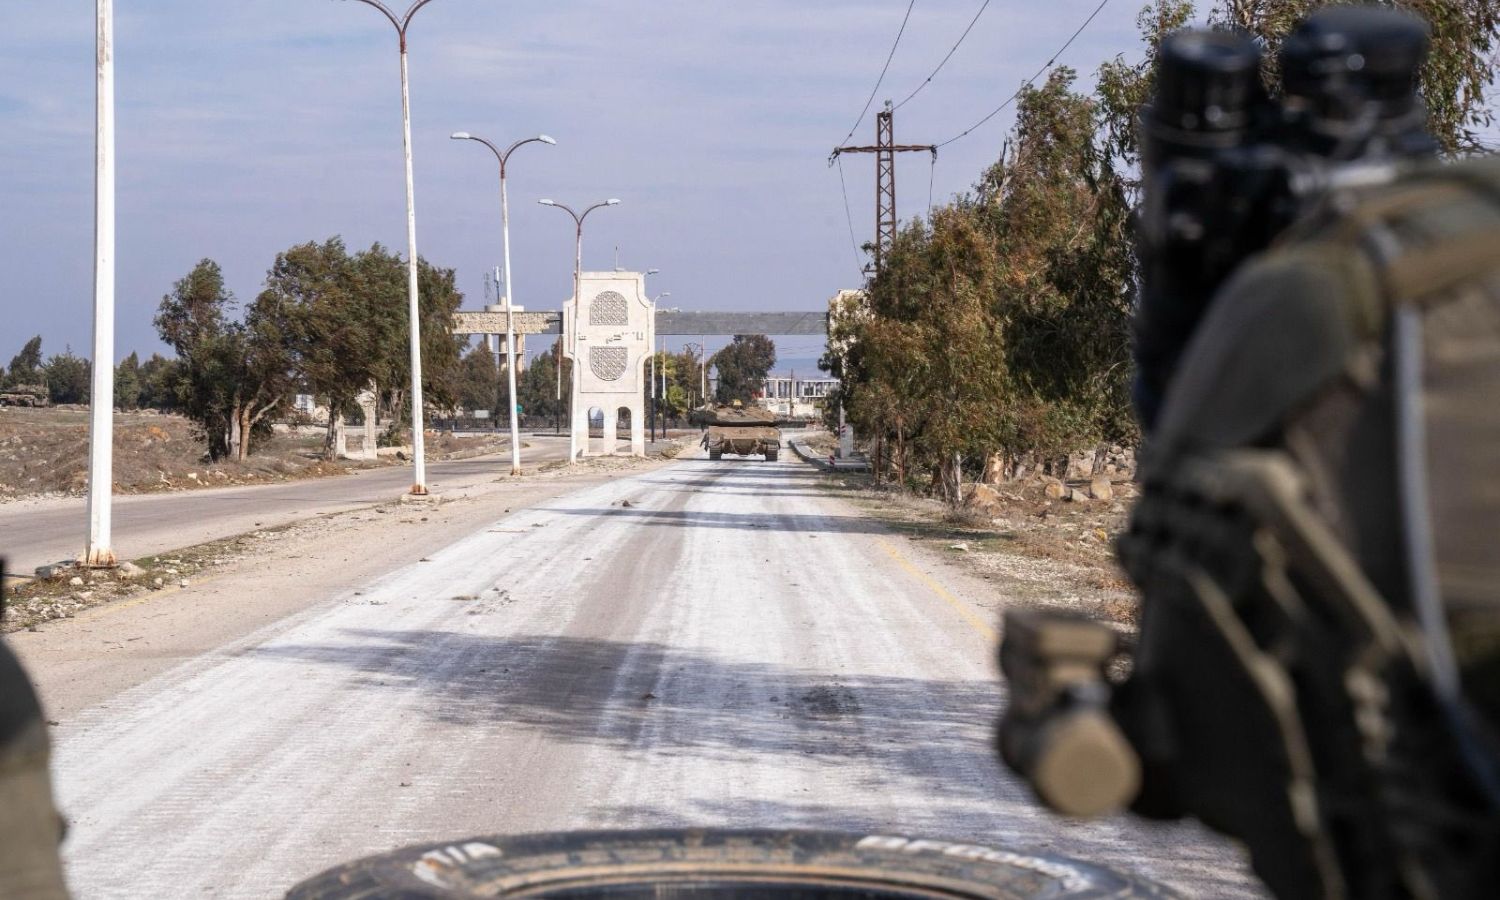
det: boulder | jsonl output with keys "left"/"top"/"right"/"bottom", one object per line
{"left": 117, "top": 561, "right": 146, "bottom": 579}
{"left": 1089, "top": 476, "right": 1114, "bottom": 502}
{"left": 1043, "top": 480, "right": 1067, "bottom": 501}
{"left": 967, "top": 483, "right": 1004, "bottom": 511}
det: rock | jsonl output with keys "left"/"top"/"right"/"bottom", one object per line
{"left": 1044, "top": 480, "right": 1067, "bottom": 501}
{"left": 179, "top": 579, "right": 190, "bottom": 588}
{"left": 949, "top": 542, "right": 970, "bottom": 552}
{"left": 79, "top": 591, "right": 94, "bottom": 600}
{"left": 1089, "top": 476, "right": 1114, "bottom": 502}
{"left": 68, "top": 576, "right": 85, "bottom": 587}
{"left": 1064, "top": 488, "right": 1088, "bottom": 502}
{"left": 152, "top": 577, "right": 164, "bottom": 588}
{"left": 967, "top": 483, "right": 1003, "bottom": 511}
{"left": 34, "top": 563, "right": 70, "bottom": 581}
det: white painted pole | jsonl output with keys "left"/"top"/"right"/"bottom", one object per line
{"left": 568, "top": 227, "right": 582, "bottom": 463}
{"left": 499, "top": 175, "right": 522, "bottom": 475}
{"left": 84, "top": 0, "right": 117, "bottom": 568}
{"left": 399, "top": 40, "right": 428, "bottom": 495}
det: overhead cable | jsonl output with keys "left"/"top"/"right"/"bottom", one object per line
{"left": 835, "top": 0, "right": 919, "bottom": 148}
{"left": 892, "top": 0, "right": 993, "bottom": 111}
{"left": 836, "top": 156, "right": 865, "bottom": 275}
{"left": 935, "top": 0, "right": 1113, "bottom": 149}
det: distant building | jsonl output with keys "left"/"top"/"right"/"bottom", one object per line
{"left": 758, "top": 373, "right": 838, "bottom": 420}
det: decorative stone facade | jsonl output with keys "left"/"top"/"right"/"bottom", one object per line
{"left": 564, "top": 272, "right": 654, "bottom": 457}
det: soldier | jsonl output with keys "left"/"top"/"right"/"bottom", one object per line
{"left": 998, "top": 8, "right": 1500, "bottom": 899}
{"left": 0, "top": 593, "right": 71, "bottom": 898}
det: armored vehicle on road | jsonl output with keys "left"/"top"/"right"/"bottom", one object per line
{"left": 702, "top": 402, "right": 780, "bottom": 461}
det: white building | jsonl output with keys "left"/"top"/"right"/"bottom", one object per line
{"left": 758, "top": 373, "right": 838, "bottom": 420}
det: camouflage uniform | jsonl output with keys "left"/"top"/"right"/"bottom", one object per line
{"left": 1117, "top": 155, "right": 1500, "bottom": 899}
{"left": 0, "top": 638, "right": 69, "bottom": 898}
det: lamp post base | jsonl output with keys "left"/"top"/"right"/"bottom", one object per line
{"left": 80, "top": 549, "right": 118, "bottom": 569}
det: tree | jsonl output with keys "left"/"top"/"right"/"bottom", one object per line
{"left": 156, "top": 259, "right": 290, "bottom": 461}
{"left": 43, "top": 349, "right": 90, "bottom": 405}
{"left": 137, "top": 354, "right": 180, "bottom": 411}
{"left": 6, "top": 336, "right": 44, "bottom": 387}
{"left": 115, "top": 352, "right": 142, "bottom": 410}
{"left": 711, "top": 335, "right": 776, "bottom": 404}
{"left": 350, "top": 244, "right": 466, "bottom": 437}
{"left": 517, "top": 346, "right": 571, "bottom": 424}
{"left": 453, "top": 342, "right": 502, "bottom": 415}
{"left": 258, "top": 239, "right": 383, "bottom": 457}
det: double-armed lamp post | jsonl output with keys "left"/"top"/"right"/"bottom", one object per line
{"left": 537, "top": 198, "right": 620, "bottom": 463}
{"left": 450, "top": 131, "right": 555, "bottom": 476}
{"left": 341, "top": 0, "right": 439, "bottom": 495}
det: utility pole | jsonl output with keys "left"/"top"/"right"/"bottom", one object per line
{"left": 85, "top": 0, "right": 117, "bottom": 568}
{"left": 830, "top": 101, "right": 935, "bottom": 272}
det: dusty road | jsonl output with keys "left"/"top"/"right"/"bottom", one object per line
{"left": 25, "top": 449, "right": 1260, "bottom": 899}
{"left": 0, "top": 436, "right": 572, "bottom": 575}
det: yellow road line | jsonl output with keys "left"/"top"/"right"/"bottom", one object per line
{"left": 877, "top": 538, "right": 998, "bottom": 642}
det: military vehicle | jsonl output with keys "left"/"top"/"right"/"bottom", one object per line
{"left": 701, "top": 402, "right": 780, "bottom": 461}
{"left": 0, "top": 385, "right": 49, "bottom": 408}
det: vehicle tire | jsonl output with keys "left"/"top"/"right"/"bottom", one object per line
{"left": 285, "top": 828, "right": 1178, "bottom": 899}
{"left": 709, "top": 450, "right": 722, "bottom": 460}
{"left": 766, "top": 450, "right": 779, "bottom": 462}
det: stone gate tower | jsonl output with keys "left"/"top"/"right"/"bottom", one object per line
{"left": 564, "top": 272, "right": 654, "bottom": 457}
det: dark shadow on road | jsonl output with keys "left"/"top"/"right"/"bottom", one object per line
{"left": 545, "top": 507, "right": 893, "bottom": 534}
{"left": 250, "top": 629, "right": 1259, "bottom": 899}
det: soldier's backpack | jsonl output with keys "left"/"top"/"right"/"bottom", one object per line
{"left": 1116, "top": 155, "right": 1500, "bottom": 900}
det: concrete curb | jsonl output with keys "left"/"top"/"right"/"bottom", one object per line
{"left": 789, "top": 438, "right": 870, "bottom": 473}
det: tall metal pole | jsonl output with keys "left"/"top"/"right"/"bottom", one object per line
{"left": 499, "top": 168, "right": 522, "bottom": 475}
{"left": 649, "top": 339, "right": 657, "bottom": 442}
{"left": 85, "top": 0, "right": 117, "bottom": 568}
{"left": 539, "top": 199, "right": 620, "bottom": 463}
{"left": 829, "top": 101, "right": 936, "bottom": 274}
{"left": 397, "top": 40, "right": 427, "bottom": 494}
{"left": 571, "top": 220, "right": 582, "bottom": 462}
{"left": 453, "top": 132, "right": 555, "bottom": 474}
{"left": 343, "top": 0, "right": 439, "bottom": 495}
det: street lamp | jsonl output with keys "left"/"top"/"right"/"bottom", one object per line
{"left": 340, "top": 0, "right": 440, "bottom": 496}
{"left": 538, "top": 198, "right": 621, "bottom": 463}
{"left": 450, "top": 131, "right": 555, "bottom": 476}
{"left": 648, "top": 293, "right": 671, "bottom": 441}
{"left": 683, "top": 342, "right": 707, "bottom": 412}
{"left": 85, "top": 0, "right": 118, "bottom": 567}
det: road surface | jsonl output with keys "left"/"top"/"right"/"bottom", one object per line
{"left": 0, "top": 436, "right": 572, "bottom": 575}
{"left": 28, "top": 448, "right": 1261, "bottom": 898}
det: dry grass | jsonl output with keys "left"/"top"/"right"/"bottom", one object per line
{"left": 0, "top": 408, "right": 508, "bottom": 502}
{"left": 819, "top": 471, "right": 1142, "bottom": 629}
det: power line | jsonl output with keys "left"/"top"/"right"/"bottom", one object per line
{"left": 927, "top": 153, "right": 936, "bottom": 214}
{"left": 935, "top": 0, "right": 1113, "bottom": 149}
{"left": 835, "top": 0, "right": 919, "bottom": 148}
{"left": 836, "top": 156, "right": 864, "bottom": 276}
{"left": 892, "top": 0, "right": 993, "bottom": 111}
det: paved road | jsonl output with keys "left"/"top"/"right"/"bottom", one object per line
{"left": 0, "top": 437, "right": 572, "bottom": 575}
{"left": 43, "top": 449, "right": 1260, "bottom": 898}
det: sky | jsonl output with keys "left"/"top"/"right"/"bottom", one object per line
{"left": 0, "top": 1, "right": 1151, "bottom": 369}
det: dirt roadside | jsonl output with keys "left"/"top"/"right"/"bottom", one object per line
{"left": 7, "top": 453, "right": 679, "bottom": 721}
{"left": 813, "top": 470, "right": 1140, "bottom": 629}
{"left": 0, "top": 407, "right": 510, "bottom": 502}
